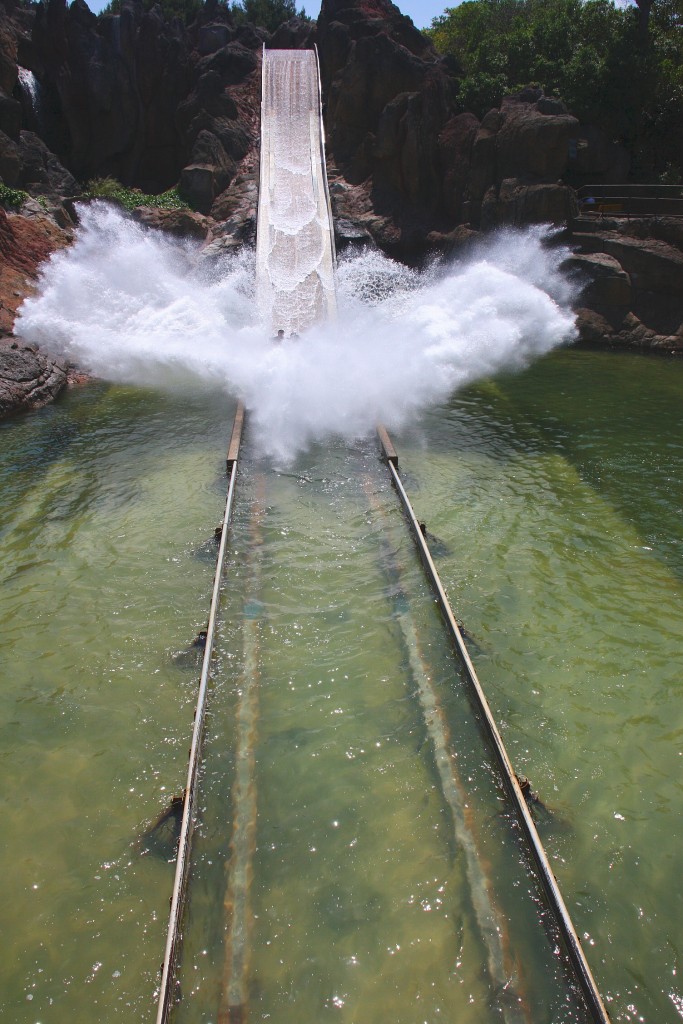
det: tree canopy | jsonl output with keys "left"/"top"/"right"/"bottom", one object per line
{"left": 428, "top": 0, "right": 683, "bottom": 180}
{"left": 99, "top": 0, "right": 310, "bottom": 29}
{"left": 231, "top": 0, "right": 310, "bottom": 31}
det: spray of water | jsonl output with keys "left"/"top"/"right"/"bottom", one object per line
{"left": 16, "top": 202, "right": 576, "bottom": 461}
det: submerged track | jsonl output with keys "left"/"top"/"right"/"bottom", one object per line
{"left": 155, "top": 44, "right": 610, "bottom": 1024}
{"left": 155, "top": 408, "right": 610, "bottom": 1024}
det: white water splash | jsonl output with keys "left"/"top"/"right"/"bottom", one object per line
{"left": 17, "top": 202, "right": 577, "bottom": 462}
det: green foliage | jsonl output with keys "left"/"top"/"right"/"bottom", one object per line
{"left": 428, "top": 0, "right": 683, "bottom": 178}
{"left": 84, "top": 178, "right": 188, "bottom": 211}
{"left": 99, "top": 0, "right": 204, "bottom": 23}
{"left": 230, "top": 0, "right": 310, "bottom": 31}
{"left": 0, "top": 184, "right": 29, "bottom": 210}
{"left": 98, "top": 0, "right": 310, "bottom": 26}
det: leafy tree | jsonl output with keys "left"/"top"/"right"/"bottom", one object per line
{"left": 99, "top": 0, "right": 310, "bottom": 29}
{"left": 230, "top": 0, "right": 310, "bottom": 30}
{"left": 99, "top": 0, "right": 204, "bottom": 22}
{"left": 428, "top": 0, "right": 682, "bottom": 179}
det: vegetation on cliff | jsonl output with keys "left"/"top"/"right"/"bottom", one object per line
{"left": 83, "top": 178, "right": 188, "bottom": 212}
{"left": 428, "top": 0, "right": 683, "bottom": 181}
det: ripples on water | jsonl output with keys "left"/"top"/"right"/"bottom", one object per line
{"left": 0, "top": 348, "right": 681, "bottom": 1023}
{"left": 398, "top": 349, "right": 683, "bottom": 1023}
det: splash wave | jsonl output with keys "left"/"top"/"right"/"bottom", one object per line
{"left": 17, "top": 202, "right": 576, "bottom": 461}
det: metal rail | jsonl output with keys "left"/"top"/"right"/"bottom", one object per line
{"left": 575, "top": 183, "right": 683, "bottom": 219}
{"left": 377, "top": 424, "right": 611, "bottom": 1024}
{"left": 218, "top": 476, "right": 267, "bottom": 1024}
{"left": 364, "top": 475, "right": 529, "bottom": 1024}
{"left": 155, "top": 401, "right": 246, "bottom": 1024}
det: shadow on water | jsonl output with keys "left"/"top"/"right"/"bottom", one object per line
{"left": 391, "top": 346, "right": 683, "bottom": 1024}
{"left": 490, "top": 348, "right": 683, "bottom": 582}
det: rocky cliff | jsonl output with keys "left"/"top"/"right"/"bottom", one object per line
{"left": 1, "top": 0, "right": 681, "bottom": 418}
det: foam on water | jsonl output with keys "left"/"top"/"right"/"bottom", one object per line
{"left": 16, "top": 202, "right": 577, "bottom": 462}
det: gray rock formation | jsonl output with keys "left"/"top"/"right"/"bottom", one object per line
{"left": 0, "top": 336, "right": 67, "bottom": 417}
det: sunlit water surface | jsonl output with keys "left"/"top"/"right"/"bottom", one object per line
{"left": 1, "top": 347, "right": 681, "bottom": 1024}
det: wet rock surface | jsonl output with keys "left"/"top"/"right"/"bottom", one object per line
{"left": 0, "top": 334, "right": 67, "bottom": 417}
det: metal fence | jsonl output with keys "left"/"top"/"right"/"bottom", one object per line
{"left": 576, "top": 183, "right": 683, "bottom": 219}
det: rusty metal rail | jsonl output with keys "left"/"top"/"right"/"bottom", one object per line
{"left": 363, "top": 472, "right": 529, "bottom": 1024}
{"left": 377, "top": 424, "right": 611, "bottom": 1024}
{"left": 155, "top": 401, "right": 246, "bottom": 1024}
{"left": 218, "top": 475, "right": 267, "bottom": 1024}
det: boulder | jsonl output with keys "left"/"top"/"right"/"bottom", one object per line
{"left": 210, "top": 172, "right": 257, "bottom": 221}
{"left": 496, "top": 97, "right": 578, "bottom": 181}
{"left": 612, "top": 312, "right": 683, "bottom": 353}
{"left": 235, "top": 24, "right": 270, "bottom": 50}
{"left": 563, "top": 252, "right": 632, "bottom": 307}
{"left": 613, "top": 216, "right": 683, "bottom": 249}
{"left": 569, "top": 216, "right": 683, "bottom": 353}
{"left": 535, "top": 96, "right": 567, "bottom": 116}
{"left": 0, "top": 337, "right": 67, "bottom": 418}
{"left": 179, "top": 164, "right": 216, "bottom": 215}
{"left": 325, "top": 32, "right": 433, "bottom": 181}
{"left": 196, "top": 42, "right": 259, "bottom": 86}
{"left": 572, "top": 231, "right": 683, "bottom": 295}
{"left": 482, "top": 178, "right": 576, "bottom": 228}
{"left": 131, "top": 206, "right": 212, "bottom": 239}
{"left": 198, "top": 22, "right": 234, "bottom": 56}
{"left": 334, "top": 216, "right": 375, "bottom": 249}
{"left": 0, "top": 198, "right": 72, "bottom": 418}
{"left": 177, "top": 72, "right": 240, "bottom": 127}
{"left": 268, "top": 17, "right": 316, "bottom": 50}
{"left": 0, "top": 0, "right": 32, "bottom": 96}
{"left": 176, "top": 39, "right": 261, "bottom": 217}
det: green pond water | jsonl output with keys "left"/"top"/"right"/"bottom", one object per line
{"left": 0, "top": 348, "right": 681, "bottom": 1024}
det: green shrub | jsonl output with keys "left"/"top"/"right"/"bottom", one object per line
{"left": 230, "top": 0, "right": 311, "bottom": 31}
{"left": 99, "top": 0, "right": 203, "bottom": 24}
{"left": 0, "top": 184, "right": 29, "bottom": 210}
{"left": 84, "top": 178, "right": 188, "bottom": 212}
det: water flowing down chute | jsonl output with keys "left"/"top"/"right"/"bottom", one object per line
{"left": 256, "top": 48, "right": 337, "bottom": 335}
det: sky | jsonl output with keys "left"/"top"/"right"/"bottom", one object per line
{"left": 84, "top": 0, "right": 453, "bottom": 30}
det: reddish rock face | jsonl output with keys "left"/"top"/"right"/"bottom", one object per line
{"left": 0, "top": 205, "right": 71, "bottom": 335}
{"left": 0, "top": 204, "right": 68, "bottom": 276}
{"left": 0, "top": 206, "right": 72, "bottom": 417}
